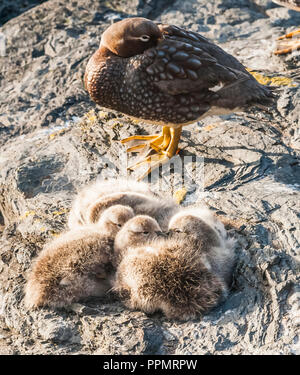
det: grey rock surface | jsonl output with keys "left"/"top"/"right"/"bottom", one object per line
{"left": 0, "top": 0, "right": 299, "bottom": 354}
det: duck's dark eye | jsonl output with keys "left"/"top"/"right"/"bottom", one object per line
{"left": 140, "top": 35, "right": 150, "bottom": 42}
{"left": 143, "top": 231, "right": 149, "bottom": 235}
{"left": 117, "top": 224, "right": 122, "bottom": 227}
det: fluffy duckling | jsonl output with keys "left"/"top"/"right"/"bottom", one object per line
{"left": 113, "top": 236, "right": 227, "bottom": 320}
{"left": 67, "top": 177, "right": 177, "bottom": 230}
{"left": 168, "top": 207, "right": 236, "bottom": 286}
{"left": 87, "top": 191, "right": 179, "bottom": 232}
{"left": 24, "top": 205, "right": 134, "bottom": 309}
{"left": 112, "top": 207, "right": 235, "bottom": 320}
{"left": 113, "top": 214, "right": 164, "bottom": 266}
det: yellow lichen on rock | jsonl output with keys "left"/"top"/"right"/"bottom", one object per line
{"left": 130, "top": 118, "right": 141, "bottom": 125}
{"left": 111, "top": 120, "right": 124, "bottom": 129}
{"left": 52, "top": 209, "right": 68, "bottom": 216}
{"left": 98, "top": 110, "right": 109, "bottom": 120}
{"left": 78, "top": 110, "right": 98, "bottom": 132}
{"left": 85, "top": 110, "right": 97, "bottom": 124}
{"left": 49, "top": 129, "right": 65, "bottom": 140}
{"left": 173, "top": 187, "right": 187, "bottom": 204}
{"left": 247, "top": 69, "right": 297, "bottom": 87}
{"left": 19, "top": 210, "right": 37, "bottom": 221}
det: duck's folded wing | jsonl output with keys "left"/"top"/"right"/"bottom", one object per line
{"left": 143, "top": 24, "right": 274, "bottom": 108}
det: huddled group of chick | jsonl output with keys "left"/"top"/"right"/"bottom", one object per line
{"left": 24, "top": 178, "right": 236, "bottom": 320}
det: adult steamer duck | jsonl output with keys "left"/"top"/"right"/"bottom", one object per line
{"left": 84, "top": 18, "right": 274, "bottom": 179}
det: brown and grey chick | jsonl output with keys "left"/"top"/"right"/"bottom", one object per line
{"left": 67, "top": 177, "right": 154, "bottom": 229}
{"left": 168, "top": 207, "right": 236, "bottom": 286}
{"left": 113, "top": 214, "right": 164, "bottom": 266}
{"left": 112, "top": 236, "right": 227, "bottom": 321}
{"left": 87, "top": 191, "right": 179, "bottom": 232}
{"left": 68, "top": 177, "right": 179, "bottom": 231}
{"left": 24, "top": 205, "right": 134, "bottom": 309}
{"left": 112, "top": 206, "right": 235, "bottom": 320}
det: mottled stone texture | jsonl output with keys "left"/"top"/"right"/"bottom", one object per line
{"left": 0, "top": 0, "right": 299, "bottom": 354}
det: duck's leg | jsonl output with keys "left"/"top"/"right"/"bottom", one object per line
{"left": 121, "top": 126, "right": 182, "bottom": 180}
{"left": 274, "top": 29, "right": 300, "bottom": 55}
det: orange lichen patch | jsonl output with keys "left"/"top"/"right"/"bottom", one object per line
{"left": 247, "top": 69, "right": 297, "bottom": 87}
{"left": 173, "top": 187, "right": 187, "bottom": 204}
{"left": 203, "top": 124, "right": 218, "bottom": 131}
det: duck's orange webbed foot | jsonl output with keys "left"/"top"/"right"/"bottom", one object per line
{"left": 274, "top": 29, "right": 300, "bottom": 55}
{"left": 120, "top": 126, "right": 182, "bottom": 180}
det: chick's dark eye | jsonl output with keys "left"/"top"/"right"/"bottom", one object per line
{"left": 111, "top": 221, "right": 122, "bottom": 227}
{"left": 143, "top": 231, "right": 149, "bottom": 235}
{"left": 174, "top": 229, "right": 182, "bottom": 233}
{"left": 140, "top": 35, "right": 150, "bottom": 42}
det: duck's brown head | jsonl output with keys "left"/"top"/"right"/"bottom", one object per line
{"left": 100, "top": 17, "right": 163, "bottom": 57}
